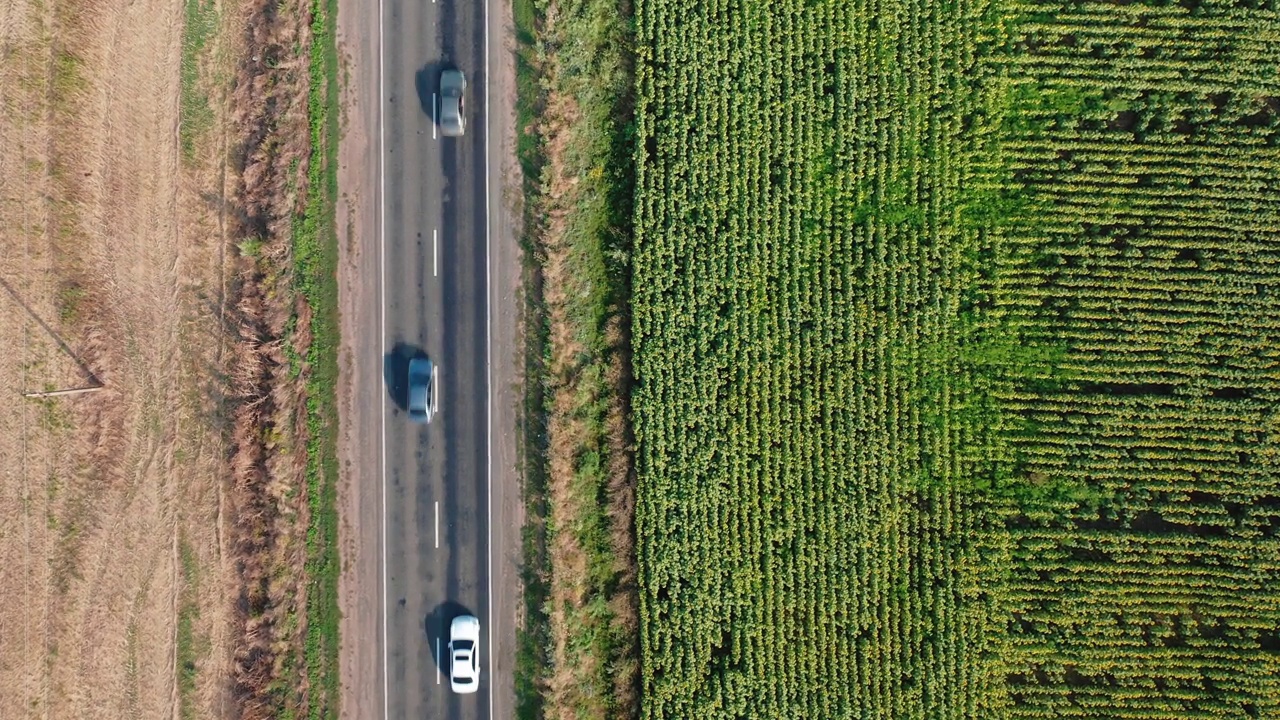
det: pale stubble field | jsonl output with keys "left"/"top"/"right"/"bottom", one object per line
{"left": 0, "top": 0, "right": 237, "bottom": 716}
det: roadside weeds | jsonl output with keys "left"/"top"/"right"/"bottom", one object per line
{"left": 220, "top": 0, "right": 341, "bottom": 716}
{"left": 513, "top": 0, "right": 640, "bottom": 717}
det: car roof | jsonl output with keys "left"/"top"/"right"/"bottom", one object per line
{"left": 406, "top": 359, "right": 432, "bottom": 418}
{"left": 452, "top": 659, "right": 477, "bottom": 683}
{"left": 409, "top": 383, "right": 428, "bottom": 408}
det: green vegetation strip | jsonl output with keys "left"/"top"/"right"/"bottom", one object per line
{"left": 511, "top": 0, "right": 549, "bottom": 715}
{"left": 632, "top": 0, "right": 1280, "bottom": 717}
{"left": 295, "top": 0, "right": 341, "bottom": 715}
{"left": 176, "top": 537, "right": 210, "bottom": 720}
{"left": 178, "top": 0, "right": 217, "bottom": 162}
{"left": 514, "top": 0, "right": 638, "bottom": 716}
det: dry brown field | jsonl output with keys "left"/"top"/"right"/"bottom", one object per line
{"left": 0, "top": 0, "right": 237, "bottom": 716}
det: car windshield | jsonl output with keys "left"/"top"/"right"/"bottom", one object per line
{"left": 452, "top": 639, "right": 473, "bottom": 652}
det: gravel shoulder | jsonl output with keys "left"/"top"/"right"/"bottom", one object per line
{"left": 486, "top": 0, "right": 525, "bottom": 713}
{"left": 333, "top": 0, "right": 384, "bottom": 715}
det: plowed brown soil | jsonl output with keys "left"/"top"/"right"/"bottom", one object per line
{"left": 0, "top": 0, "right": 235, "bottom": 717}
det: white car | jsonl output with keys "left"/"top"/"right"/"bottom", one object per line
{"left": 449, "top": 615, "right": 481, "bottom": 694}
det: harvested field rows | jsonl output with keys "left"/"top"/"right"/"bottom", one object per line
{"left": 0, "top": 0, "right": 234, "bottom": 716}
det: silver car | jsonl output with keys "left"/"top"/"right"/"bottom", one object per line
{"left": 407, "top": 357, "right": 437, "bottom": 423}
{"left": 440, "top": 69, "right": 466, "bottom": 137}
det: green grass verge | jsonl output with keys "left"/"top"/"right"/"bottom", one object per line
{"left": 512, "top": 0, "right": 550, "bottom": 717}
{"left": 176, "top": 537, "right": 208, "bottom": 720}
{"left": 515, "top": 0, "right": 638, "bottom": 715}
{"left": 512, "top": 0, "right": 542, "bottom": 184}
{"left": 293, "top": 0, "right": 341, "bottom": 716}
{"left": 179, "top": 0, "right": 218, "bottom": 163}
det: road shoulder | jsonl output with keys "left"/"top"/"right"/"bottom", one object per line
{"left": 488, "top": 0, "right": 525, "bottom": 713}
{"left": 334, "top": 0, "right": 384, "bottom": 715}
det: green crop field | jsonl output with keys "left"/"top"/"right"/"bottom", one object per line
{"left": 630, "top": 0, "right": 1280, "bottom": 717}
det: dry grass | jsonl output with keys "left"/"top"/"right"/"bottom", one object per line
{"left": 220, "top": 0, "right": 333, "bottom": 716}
{"left": 0, "top": 0, "right": 332, "bottom": 713}
{"left": 0, "top": 0, "right": 238, "bottom": 717}
{"left": 538, "top": 87, "right": 605, "bottom": 716}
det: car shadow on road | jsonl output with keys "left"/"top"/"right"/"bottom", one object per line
{"left": 425, "top": 600, "right": 476, "bottom": 674}
{"left": 414, "top": 60, "right": 451, "bottom": 121}
{"left": 383, "top": 342, "right": 425, "bottom": 412}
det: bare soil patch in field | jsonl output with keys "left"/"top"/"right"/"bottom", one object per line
{"left": 0, "top": 0, "right": 238, "bottom": 716}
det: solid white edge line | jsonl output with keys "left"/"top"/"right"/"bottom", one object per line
{"left": 432, "top": 92, "right": 438, "bottom": 140}
{"left": 435, "top": 500, "right": 439, "bottom": 548}
{"left": 433, "top": 228, "right": 438, "bottom": 277}
{"left": 437, "top": 637, "right": 441, "bottom": 684}
{"left": 483, "top": 0, "right": 493, "bottom": 707}
{"left": 377, "top": 0, "right": 388, "bottom": 713}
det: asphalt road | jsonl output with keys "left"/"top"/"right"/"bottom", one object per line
{"left": 380, "top": 0, "right": 491, "bottom": 716}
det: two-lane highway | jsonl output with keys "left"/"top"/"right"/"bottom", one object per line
{"left": 380, "top": 0, "right": 490, "bottom": 715}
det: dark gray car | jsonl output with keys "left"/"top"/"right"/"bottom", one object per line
{"left": 440, "top": 69, "right": 466, "bottom": 137}
{"left": 407, "top": 357, "right": 437, "bottom": 423}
